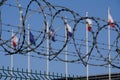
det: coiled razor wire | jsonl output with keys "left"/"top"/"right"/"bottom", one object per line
{"left": 1, "top": 0, "right": 25, "bottom": 55}
{"left": 0, "top": 0, "right": 120, "bottom": 69}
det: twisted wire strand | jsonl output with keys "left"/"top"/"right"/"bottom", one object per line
{"left": 0, "top": 0, "right": 119, "bottom": 68}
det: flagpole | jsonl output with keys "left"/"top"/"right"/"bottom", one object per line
{"left": 86, "top": 12, "right": 89, "bottom": 80}
{"left": 65, "top": 20, "right": 68, "bottom": 80}
{"left": 46, "top": 22, "right": 49, "bottom": 79}
{"left": 28, "top": 24, "right": 30, "bottom": 79}
{"left": 0, "top": 8, "right": 2, "bottom": 38}
{"left": 11, "top": 28, "right": 14, "bottom": 78}
{"left": 108, "top": 7, "right": 111, "bottom": 80}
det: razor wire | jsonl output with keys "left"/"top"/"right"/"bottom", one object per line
{"left": 0, "top": 0, "right": 120, "bottom": 69}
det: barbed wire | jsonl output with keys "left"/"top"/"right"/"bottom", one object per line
{"left": 0, "top": 0, "right": 120, "bottom": 69}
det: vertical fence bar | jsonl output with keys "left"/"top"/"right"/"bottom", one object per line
{"left": 22, "top": 68, "right": 27, "bottom": 79}
{"left": 40, "top": 71, "right": 44, "bottom": 79}
{"left": 2, "top": 66, "right": 7, "bottom": 80}
{"left": 17, "top": 68, "right": 22, "bottom": 80}
{"left": 12, "top": 67, "right": 17, "bottom": 80}
{"left": 8, "top": 67, "right": 13, "bottom": 80}
{"left": 35, "top": 70, "right": 40, "bottom": 80}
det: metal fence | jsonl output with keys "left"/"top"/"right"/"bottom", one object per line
{"left": 0, "top": 66, "right": 73, "bottom": 80}
{"left": 0, "top": 66, "right": 120, "bottom": 80}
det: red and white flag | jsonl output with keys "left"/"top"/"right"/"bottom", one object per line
{"left": 108, "top": 8, "right": 115, "bottom": 28}
{"left": 12, "top": 34, "right": 18, "bottom": 48}
{"left": 86, "top": 18, "right": 92, "bottom": 31}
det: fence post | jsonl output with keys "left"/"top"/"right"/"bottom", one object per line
{"left": 57, "top": 73, "right": 59, "bottom": 79}
{"left": 40, "top": 71, "right": 44, "bottom": 79}
{"left": 26, "top": 68, "right": 31, "bottom": 80}
{"left": 35, "top": 70, "right": 40, "bottom": 80}
{"left": 52, "top": 72, "right": 55, "bottom": 79}
{"left": 17, "top": 68, "right": 22, "bottom": 80}
{"left": 0, "top": 67, "right": 2, "bottom": 79}
{"left": 2, "top": 66, "right": 7, "bottom": 80}
{"left": 0, "top": 73, "right": 2, "bottom": 79}
{"left": 31, "top": 69, "right": 36, "bottom": 79}
{"left": 12, "top": 67, "right": 17, "bottom": 80}
{"left": 73, "top": 74, "right": 74, "bottom": 79}
{"left": 60, "top": 73, "right": 63, "bottom": 79}
{"left": 49, "top": 72, "right": 53, "bottom": 79}
{"left": 22, "top": 68, "right": 27, "bottom": 79}
{"left": 7, "top": 66, "right": 13, "bottom": 79}
{"left": 44, "top": 71, "right": 49, "bottom": 80}
{"left": 68, "top": 74, "right": 71, "bottom": 79}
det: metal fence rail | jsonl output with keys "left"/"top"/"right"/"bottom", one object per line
{"left": 0, "top": 66, "right": 69, "bottom": 80}
{"left": 0, "top": 66, "right": 120, "bottom": 80}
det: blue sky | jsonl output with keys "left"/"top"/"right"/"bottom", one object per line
{"left": 0, "top": 0, "right": 120, "bottom": 77}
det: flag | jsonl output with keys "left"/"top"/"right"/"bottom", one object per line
{"left": 108, "top": 8, "right": 115, "bottom": 28}
{"left": 86, "top": 18, "right": 92, "bottom": 31}
{"left": 66, "top": 23, "right": 72, "bottom": 37}
{"left": 49, "top": 29, "right": 55, "bottom": 42}
{"left": 29, "top": 31, "right": 36, "bottom": 45}
{"left": 64, "top": 19, "right": 73, "bottom": 37}
{"left": 12, "top": 34, "right": 18, "bottom": 48}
